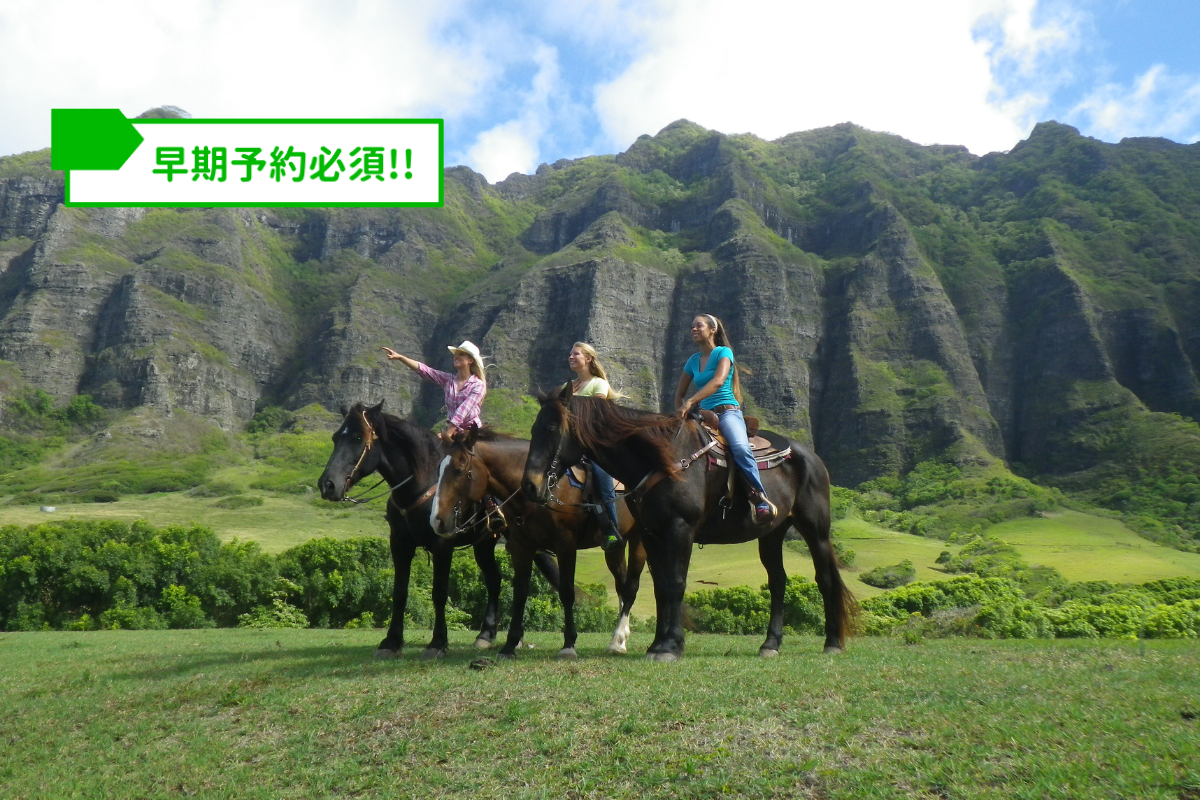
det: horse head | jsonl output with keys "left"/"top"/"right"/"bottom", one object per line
{"left": 318, "top": 400, "right": 386, "bottom": 501}
{"left": 430, "top": 425, "right": 490, "bottom": 537}
{"left": 522, "top": 382, "right": 585, "bottom": 504}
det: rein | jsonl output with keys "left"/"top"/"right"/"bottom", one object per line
{"left": 338, "top": 410, "right": 427, "bottom": 508}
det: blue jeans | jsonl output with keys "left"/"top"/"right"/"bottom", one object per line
{"left": 592, "top": 462, "right": 620, "bottom": 528}
{"left": 718, "top": 408, "right": 766, "bottom": 495}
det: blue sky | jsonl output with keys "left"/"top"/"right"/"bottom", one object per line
{"left": 1, "top": 1, "right": 1198, "bottom": 181}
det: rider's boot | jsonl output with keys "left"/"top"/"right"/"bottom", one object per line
{"left": 751, "top": 490, "right": 778, "bottom": 524}
{"left": 597, "top": 503, "right": 624, "bottom": 552}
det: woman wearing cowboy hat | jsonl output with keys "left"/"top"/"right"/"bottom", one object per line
{"left": 382, "top": 340, "right": 486, "bottom": 441}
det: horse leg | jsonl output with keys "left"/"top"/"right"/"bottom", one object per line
{"left": 758, "top": 527, "right": 788, "bottom": 657}
{"left": 533, "top": 549, "right": 561, "bottom": 590}
{"left": 423, "top": 546, "right": 452, "bottom": 660}
{"left": 644, "top": 520, "right": 692, "bottom": 662}
{"left": 499, "top": 546, "right": 534, "bottom": 658}
{"left": 796, "top": 503, "right": 851, "bottom": 653}
{"left": 376, "top": 532, "right": 416, "bottom": 659}
{"left": 603, "top": 541, "right": 629, "bottom": 654}
{"left": 607, "top": 536, "right": 646, "bottom": 654}
{"left": 472, "top": 539, "right": 501, "bottom": 649}
{"left": 556, "top": 547, "right": 579, "bottom": 659}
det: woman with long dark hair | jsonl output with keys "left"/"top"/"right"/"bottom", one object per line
{"left": 674, "top": 315, "right": 776, "bottom": 522}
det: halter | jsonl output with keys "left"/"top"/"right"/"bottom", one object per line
{"left": 339, "top": 410, "right": 419, "bottom": 505}
{"left": 434, "top": 441, "right": 518, "bottom": 543}
{"left": 343, "top": 410, "right": 377, "bottom": 495}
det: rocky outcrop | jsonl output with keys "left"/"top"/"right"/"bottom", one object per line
{"left": 2, "top": 121, "right": 1199, "bottom": 489}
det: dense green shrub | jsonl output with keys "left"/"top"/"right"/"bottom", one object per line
{"left": 859, "top": 559, "right": 916, "bottom": 588}
{"left": 0, "top": 521, "right": 628, "bottom": 633}
{"left": 683, "top": 576, "right": 825, "bottom": 636}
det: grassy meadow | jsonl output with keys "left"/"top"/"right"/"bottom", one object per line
{"left": 2, "top": 628, "right": 1197, "bottom": 799}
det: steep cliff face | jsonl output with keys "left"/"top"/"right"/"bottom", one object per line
{"left": 2, "top": 120, "right": 1200, "bottom": 500}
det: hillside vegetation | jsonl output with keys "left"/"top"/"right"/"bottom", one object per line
{"left": 4, "top": 118, "right": 1200, "bottom": 552}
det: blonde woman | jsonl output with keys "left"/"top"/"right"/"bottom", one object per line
{"left": 674, "top": 315, "right": 777, "bottom": 522}
{"left": 567, "top": 342, "right": 624, "bottom": 551}
{"left": 382, "top": 340, "right": 486, "bottom": 440}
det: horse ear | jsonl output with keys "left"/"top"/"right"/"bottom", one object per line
{"left": 465, "top": 425, "right": 480, "bottom": 447}
{"left": 557, "top": 381, "right": 573, "bottom": 402}
{"left": 368, "top": 400, "right": 384, "bottom": 418}
{"left": 339, "top": 405, "right": 349, "bottom": 417}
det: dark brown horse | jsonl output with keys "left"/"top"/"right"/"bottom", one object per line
{"left": 521, "top": 386, "right": 856, "bottom": 661}
{"left": 317, "top": 401, "right": 559, "bottom": 659}
{"left": 431, "top": 426, "right": 646, "bottom": 658}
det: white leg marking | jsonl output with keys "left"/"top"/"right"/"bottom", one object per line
{"left": 429, "top": 456, "right": 451, "bottom": 532}
{"left": 608, "top": 611, "right": 631, "bottom": 653}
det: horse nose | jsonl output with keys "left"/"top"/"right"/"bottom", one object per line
{"left": 319, "top": 476, "right": 338, "bottom": 500}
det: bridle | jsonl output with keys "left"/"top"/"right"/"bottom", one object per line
{"left": 436, "top": 441, "right": 520, "bottom": 541}
{"left": 339, "top": 410, "right": 415, "bottom": 504}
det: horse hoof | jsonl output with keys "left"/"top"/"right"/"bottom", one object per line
{"left": 644, "top": 652, "right": 679, "bottom": 663}
{"left": 823, "top": 645, "right": 844, "bottom": 655}
{"left": 473, "top": 637, "right": 493, "bottom": 650}
{"left": 758, "top": 648, "right": 779, "bottom": 659}
{"left": 606, "top": 644, "right": 627, "bottom": 655}
{"left": 498, "top": 651, "right": 516, "bottom": 660}
{"left": 420, "top": 647, "right": 446, "bottom": 661}
{"left": 557, "top": 647, "right": 578, "bottom": 660}
{"left": 374, "top": 648, "right": 401, "bottom": 660}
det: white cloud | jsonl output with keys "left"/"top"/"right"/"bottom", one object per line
{"left": 1070, "top": 64, "right": 1200, "bottom": 143}
{"left": 593, "top": 0, "right": 1077, "bottom": 155}
{"left": 0, "top": 0, "right": 490, "bottom": 157}
{"left": 464, "top": 44, "right": 563, "bottom": 181}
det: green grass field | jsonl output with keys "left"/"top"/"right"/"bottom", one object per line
{"left": 0, "top": 491, "right": 389, "bottom": 553}
{"left": 2, "top": 628, "right": 1197, "bottom": 798}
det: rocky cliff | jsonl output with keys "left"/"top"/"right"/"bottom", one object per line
{"left": 3, "top": 118, "right": 1200, "bottom": 497}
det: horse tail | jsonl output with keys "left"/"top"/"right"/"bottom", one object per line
{"left": 830, "top": 554, "right": 860, "bottom": 646}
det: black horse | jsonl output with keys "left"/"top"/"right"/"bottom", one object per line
{"left": 521, "top": 386, "right": 856, "bottom": 661}
{"left": 318, "top": 401, "right": 559, "bottom": 659}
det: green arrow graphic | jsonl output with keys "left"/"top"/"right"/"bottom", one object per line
{"left": 51, "top": 109, "right": 144, "bottom": 171}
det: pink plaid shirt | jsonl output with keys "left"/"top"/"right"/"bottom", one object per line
{"left": 417, "top": 363, "right": 485, "bottom": 429}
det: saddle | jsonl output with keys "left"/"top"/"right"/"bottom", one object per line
{"left": 696, "top": 409, "right": 792, "bottom": 470}
{"left": 566, "top": 461, "right": 626, "bottom": 494}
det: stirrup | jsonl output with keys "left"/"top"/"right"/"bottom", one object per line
{"left": 484, "top": 496, "right": 507, "bottom": 533}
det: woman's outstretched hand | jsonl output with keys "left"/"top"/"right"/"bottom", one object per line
{"left": 381, "top": 347, "right": 403, "bottom": 360}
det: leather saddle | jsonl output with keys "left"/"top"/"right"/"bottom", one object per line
{"left": 696, "top": 408, "right": 791, "bottom": 470}
{"left": 567, "top": 461, "right": 626, "bottom": 494}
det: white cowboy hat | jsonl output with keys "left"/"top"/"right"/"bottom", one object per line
{"left": 447, "top": 340, "right": 484, "bottom": 372}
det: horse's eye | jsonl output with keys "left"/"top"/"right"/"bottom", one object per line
{"left": 548, "top": 424, "right": 558, "bottom": 433}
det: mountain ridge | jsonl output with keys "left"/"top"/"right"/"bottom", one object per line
{"left": 3, "top": 116, "right": 1200, "bottom": 546}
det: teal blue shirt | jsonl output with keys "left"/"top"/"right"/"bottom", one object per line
{"left": 684, "top": 346, "right": 737, "bottom": 410}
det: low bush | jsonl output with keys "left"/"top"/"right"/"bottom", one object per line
{"left": 859, "top": 559, "right": 916, "bottom": 589}
{"left": 0, "top": 520, "right": 630, "bottom": 634}
{"left": 683, "top": 576, "right": 825, "bottom": 636}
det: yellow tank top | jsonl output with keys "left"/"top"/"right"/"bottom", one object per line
{"left": 574, "top": 376, "right": 611, "bottom": 397}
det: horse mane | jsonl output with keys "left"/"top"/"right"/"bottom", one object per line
{"left": 346, "top": 402, "right": 441, "bottom": 470}
{"left": 551, "top": 395, "right": 683, "bottom": 479}
{"left": 474, "top": 425, "right": 517, "bottom": 442}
